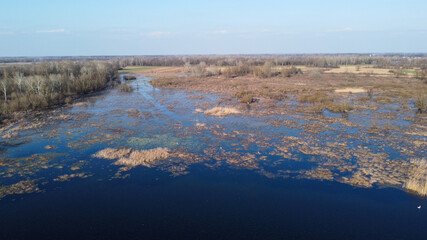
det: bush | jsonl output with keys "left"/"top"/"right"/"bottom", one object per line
{"left": 308, "top": 70, "right": 322, "bottom": 79}
{"left": 326, "top": 102, "right": 353, "bottom": 113}
{"left": 235, "top": 89, "right": 254, "bottom": 104}
{"left": 281, "top": 66, "right": 303, "bottom": 77}
{"left": 415, "top": 96, "right": 426, "bottom": 113}
{"left": 191, "top": 62, "right": 207, "bottom": 77}
{"left": 149, "top": 77, "right": 176, "bottom": 88}
{"left": 222, "top": 62, "right": 251, "bottom": 78}
{"left": 65, "top": 97, "right": 72, "bottom": 105}
{"left": 207, "top": 65, "right": 221, "bottom": 76}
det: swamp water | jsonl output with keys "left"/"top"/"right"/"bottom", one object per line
{"left": 0, "top": 75, "right": 426, "bottom": 239}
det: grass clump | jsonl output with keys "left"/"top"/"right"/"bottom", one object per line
{"left": 308, "top": 69, "right": 322, "bottom": 79}
{"left": 114, "top": 147, "right": 170, "bottom": 167}
{"left": 204, "top": 107, "right": 241, "bottom": 117}
{"left": 415, "top": 96, "right": 426, "bottom": 113}
{"left": 235, "top": 89, "right": 254, "bottom": 104}
{"left": 92, "top": 148, "right": 132, "bottom": 159}
{"left": 326, "top": 102, "right": 354, "bottom": 113}
{"left": 404, "top": 158, "right": 427, "bottom": 197}
{"left": 149, "top": 77, "right": 176, "bottom": 88}
{"left": 281, "top": 66, "right": 303, "bottom": 78}
{"left": 307, "top": 104, "right": 325, "bottom": 113}
{"left": 299, "top": 91, "right": 332, "bottom": 104}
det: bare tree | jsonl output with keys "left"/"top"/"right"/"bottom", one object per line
{"left": 14, "top": 72, "right": 24, "bottom": 95}
{"left": 0, "top": 79, "right": 8, "bottom": 101}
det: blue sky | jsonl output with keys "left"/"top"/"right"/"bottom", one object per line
{"left": 1, "top": 0, "right": 426, "bottom": 56}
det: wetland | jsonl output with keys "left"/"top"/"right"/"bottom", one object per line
{"left": 1, "top": 61, "right": 427, "bottom": 239}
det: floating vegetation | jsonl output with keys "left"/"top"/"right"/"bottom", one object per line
{"left": 404, "top": 158, "right": 427, "bottom": 197}
{"left": 303, "top": 167, "right": 334, "bottom": 181}
{"left": 92, "top": 148, "right": 132, "bottom": 159}
{"left": 0, "top": 152, "right": 68, "bottom": 178}
{"left": 44, "top": 145, "right": 57, "bottom": 150}
{"left": 203, "top": 107, "right": 241, "bottom": 117}
{"left": 0, "top": 180, "right": 39, "bottom": 199}
{"left": 114, "top": 147, "right": 170, "bottom": 168}
{"left": 70, "top": 161, "right": 86, "bottom": 171}
{"left": 54, "top": 173, "right": 91, "bottom": 182}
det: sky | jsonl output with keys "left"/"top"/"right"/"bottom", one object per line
{"left": 1, "top": 0, "right": 427, "bottom": 56}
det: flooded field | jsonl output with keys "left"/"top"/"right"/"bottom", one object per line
{"left": 1, "top": 75, "right": 426, "bottom": 239}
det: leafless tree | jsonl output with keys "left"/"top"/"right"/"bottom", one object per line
{"left": 14, "top": 72, "right": 24, "bottom": 94}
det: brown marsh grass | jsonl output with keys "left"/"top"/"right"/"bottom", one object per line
{"left": 114, "top": 147, "right": 169, "bottom": 167}
{"left": 405, "top": 158, "right": 427, "bottom": 197}
{"left": 92, "top": 148, "right": 132, "bottom": 159}
{"left": 204, "top": 107, "right": 241, "bottom": 117}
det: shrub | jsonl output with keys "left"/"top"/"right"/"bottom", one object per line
{"left": 367, "top": 88, "right": 374, "bottom": 99}
{"left": 307, "top": 103, "right": 325, "bottom": 113}
{"left": 235, "top": 89, "right": 254, "bottom": 104}
{"left": 191, "top": 62, "right": 207, "bottom": 77}
{"left": 281, "top": 66, "right": 303, "bottom": 77}
{"left": 415, "top": 96, "right": 426, "bottom": 113}
{"left": 222, "top": 62, "right": 251, "bottom": 78}
{"left": 65, "top": 97, "right": 72, "bottom": 105}
{"left": 299, "top": 91, "right": 332, "bottom": 104}
{"left": 149, "top": 77, "right": 176, "bottom": 88}
{"left": 308, "top": 70, "right": 322, "bottom": 79}
{"left": 207, "top": 65, "right": 221, "bottom": 76}
{"left": 326, "top": 102, "right": 354, "bottom": 113}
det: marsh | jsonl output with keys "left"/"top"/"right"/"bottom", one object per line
{"left": 0, "top": 73, "right": 426, "bottom": 240}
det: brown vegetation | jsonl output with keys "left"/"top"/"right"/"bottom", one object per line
{"left": 0, "top": 180, "right": 39, "bottom": 199}
{"left": 114, "top": 147, "right": 170, "bottom": 167}
{"left": 92, "top": 148, "right": 132, "bottom": 159}
{"left": 404, "top": 158, "right": 427, "bottom": 196}
{"left": 203, "top": 107, "right": 241, "bottom": 117}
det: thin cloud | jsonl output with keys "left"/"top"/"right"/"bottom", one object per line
{"left": 140, "top": 31, "right": 172, "bottom": 37}
{"left": 0, "top": 31, "right": 13, "bottom": 35}
{"left": 210, "top": 30, "right": 231, "bottom": 35}
{"left": 36, "top": 29, "right": 66, "bottom": 33}
{"left": 325, "top": 27, "right": 353, "bottom": 33}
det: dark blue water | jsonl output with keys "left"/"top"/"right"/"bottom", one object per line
{"left": 0, "top": 75, "right": 426, "bottom": 239}
{"left": 1, "top": 167, "right": 426, "bottom": 240}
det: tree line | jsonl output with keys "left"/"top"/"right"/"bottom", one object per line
{"left": 0, "top": 61, "right": 119, "bottom": 119}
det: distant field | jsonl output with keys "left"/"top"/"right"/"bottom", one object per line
{"left": 118, "top": 66, "right": 156, "bottom": 72}
{"left": 122, "top": 66, "right": 183, "bottom": 77}
{"left": 324, "top": 65, "right": 418, "bottom": 76}
{"left": 402, "top": 69, "right": 417, "bottom": 74}
{"left": 324, "top": 65, "right": 393, "bottom": 75}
